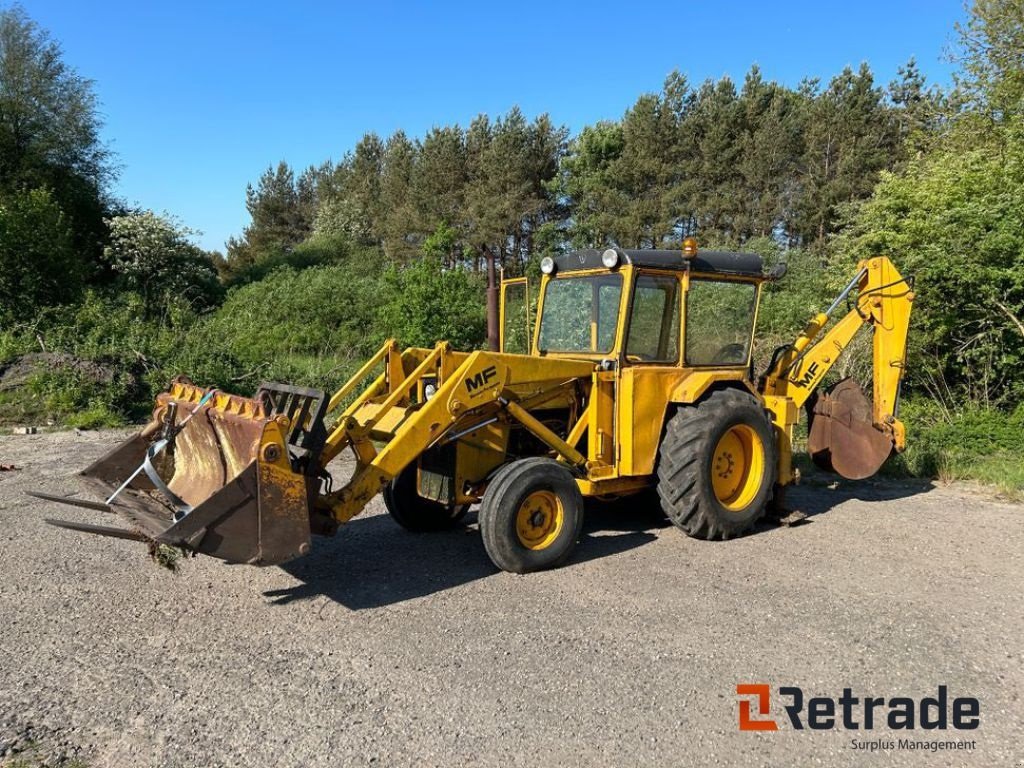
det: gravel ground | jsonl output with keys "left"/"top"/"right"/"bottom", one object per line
{"left": 0, "top": 428, "right": 1021, "bottom": 768}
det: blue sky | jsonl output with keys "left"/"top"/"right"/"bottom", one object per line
{"left": 22, "top": 1, "right": 966, "bottom": 252}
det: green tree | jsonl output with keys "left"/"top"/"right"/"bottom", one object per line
{"left": 617, "top": 81, "right": 690, "bottom": 247}
{"left": 888, "top": 58, "right": 944, "bottom": 150}
{"left": 796, "top": 64, "right": 900, "bottom": 245}
{"left": 465, "top": 109, "right": 568, "bottom": 273}
{"left": 224, "top": 161, "right": 317, "bottom": 279}
{"left": 736, "top": 67, "right": 805, "bottom": 239}
{"left": 560, "top": 121, "right": 626, "bottom": 246}
{"left": 104, "top": 211, "right": 222, "bottom": 315}
{"left": 0, "top": 187, "right": 82, "bottom": 322}
{"left": 410, "top": 125, "right": 469, "bottom": 255}
{"left": 831, "top": 0, "right": 1024, "bottom": 404}
{"left": 954, "top": 0, "right": 1024, "bottom": 118}
{"left": 831, "top": 120, "right": 1024, "bottom": 404}
{"left": 0, "top": 6, "right": 111, "bottom": 257}
{"left": 378, "top": 258, "right": 487, "bottom": 350}
{"left": 378, "top": 130, "right": 417, "bottom": 262}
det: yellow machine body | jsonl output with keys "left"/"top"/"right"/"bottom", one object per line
{"left": 46, "top": 247, "right": 914, "bottom": 567}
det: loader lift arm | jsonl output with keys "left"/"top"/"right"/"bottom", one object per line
{"left": 317, "top": 343, "right": 595, "bottom": 525}
{"left": 760, "top": 256, "right": 915, "bottom": 482}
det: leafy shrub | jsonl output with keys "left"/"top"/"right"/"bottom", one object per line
{"left": 104, "top": 211, "right": 223, "bottom": 315}
{"left": 218, "top": 233, "right": 362, "bottom": 287}
{"left": 377, "top": 257, "right": 487, "bottom": 350}
{"left": 197, "top": 262, "right": 385, "bottom": 392}
{"left": 885, "top": 398, "right": 1024, "bottom": 493}
{"left": 0, "top": 188, "right": 86, "bottom": 323}
{"left": 831, "top": 115, "right": 1024, "bottom": 406}
{"left": 0, "top": 290, "right": 238, "bottom": 424}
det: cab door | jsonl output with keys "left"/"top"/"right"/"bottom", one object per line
{"left": 500, "top": 277, "right": 532, "bottom": 355}
{"left": 618, "top": 271, "right": 685, "bottom": 476}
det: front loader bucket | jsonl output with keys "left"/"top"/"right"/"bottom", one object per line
{"left": 44, "top": 380, "right": 328, "bottom": 566}
{"left": 807, "top": 378, "right": 895, "bottom": 480}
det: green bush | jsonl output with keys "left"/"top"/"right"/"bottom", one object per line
{"left": 377, "top": 257, "right": 487, "bottom": 351}
{"left": 198, "top": 261, "right": 385, "bottom": 392}
{"left": 104, "top": 211, "right": 223, "bottom": 316}
{"left": 0, "top": 188, "right": 86, "bottom": 323}
{"left": 831, "top": 115, "right": 1024, "bottom": 405}
{"left": 219, "top": 233, "right": 362, "bottom": 287}
{"left": 885, "top": 398, "right": 1024, "bottom": 494}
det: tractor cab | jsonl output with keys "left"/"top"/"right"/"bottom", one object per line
{"left": 500, "top": 243, "right": 769, "bottom": 375}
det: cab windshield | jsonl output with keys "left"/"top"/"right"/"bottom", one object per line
{"left": 537, "top": 274, "right": 623, "bottom": 354}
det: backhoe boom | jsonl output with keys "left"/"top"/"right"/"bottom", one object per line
{"left": 761, "top": 256, "right": 914, "bottom": 480}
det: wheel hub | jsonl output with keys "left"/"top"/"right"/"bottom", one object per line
{"left": 711, "top": 424, "right": 765, "bottom": 512}
{"left": 515, "top": 490, "right": 565, "bottom": 550}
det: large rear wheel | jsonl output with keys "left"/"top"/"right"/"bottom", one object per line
{"left": 656, "top": 389, "right": 777, "bottom": 540}
{"left": 383, "top": 463, "right": 467, "bottom": 532}
{"left": 479, "top": 458, "right": 584, "bottom": 573}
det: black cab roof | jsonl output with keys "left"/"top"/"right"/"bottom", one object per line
{"left": 553, "top": 248, "right": 764, "bottom": 279}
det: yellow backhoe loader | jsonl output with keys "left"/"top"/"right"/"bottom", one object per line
{"left": 35, "top": 242, "right": 914, "bottom": 573}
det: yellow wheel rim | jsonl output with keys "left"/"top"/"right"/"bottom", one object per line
{"left": 515, "top": 490, "right": 564, "bottom": 550}
{"left": 711, "top": 424, "right": 765, "bottom": 512}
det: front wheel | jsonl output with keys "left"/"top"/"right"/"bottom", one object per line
{"left": 656, "top": 389, "right": 777, "bottom": 540}
{"left": 479, "top": 458, "right": 584, "bottom": 573}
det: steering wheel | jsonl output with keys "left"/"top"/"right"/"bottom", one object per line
{"left": 711, "top": 343, "right": 747, "bottom": 365}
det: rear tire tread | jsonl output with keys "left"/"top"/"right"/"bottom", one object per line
{"left": 656, "top": 388, "right": 777, "bottom": 541}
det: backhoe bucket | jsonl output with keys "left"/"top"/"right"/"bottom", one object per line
{"left": 807, "top": 377, "right": 894, "bottom": 480}
{"left": 44, "top": 380, "right": 328, "bottom": 566}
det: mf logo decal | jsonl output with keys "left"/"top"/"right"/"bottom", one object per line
{"left": 464, "top": 365, "right": 498, "bottom": 394}
{"left": 737, "top": 684, "right": 779, "bottom": 731}
{"left": 789, "top": 361, "right": 820, "bottom": 389}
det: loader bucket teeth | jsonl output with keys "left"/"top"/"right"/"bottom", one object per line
{"left": 807, "top": 377, "right": 894, "bottom": 480}
{"left": 26, "top": 491, "right": 112, "bottom": 513}
{"left": 44, "top": 518, "right": 150, "bottom": 542}
{"left": 42, "top": 380, "right": 325, "bottom": 566}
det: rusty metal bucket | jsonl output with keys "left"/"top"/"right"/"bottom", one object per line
{"left": 35, "top": 379, "right": 330, "bottom": 566}
{"left": 807, "top": 377, "right": 895, "bottom": 480}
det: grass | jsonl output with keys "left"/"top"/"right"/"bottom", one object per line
{"left": 882, "top": 399, "right": 1024, "bottom": 500}
{"left": 149, "top": 543, "right": 184, "bottom": 571}
{"left": 2, "top": 746, "right": 89, "bottom": 768}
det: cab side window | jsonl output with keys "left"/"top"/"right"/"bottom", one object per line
{"left": 685, "top": 279, "right": 757, "bottom": 366}
{"left": 625, "top": 274, "right": 681, "bottom": 363}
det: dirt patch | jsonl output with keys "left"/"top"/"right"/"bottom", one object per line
{"left": 0, "top": 353, "right": 117, "bottom": 393}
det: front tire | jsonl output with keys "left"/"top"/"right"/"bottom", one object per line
{"left": 656, "top": 389, "right": 777, "bottom": 540}
{"left": 383, "top": 464, "right": 467, "bottom": 532}
{"left": 479, "top": 458, "right": 584, "bottom": 573}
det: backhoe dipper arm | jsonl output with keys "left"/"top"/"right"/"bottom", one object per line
{"left": 761, "top": 257, "right": 914, "bottom": 483}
